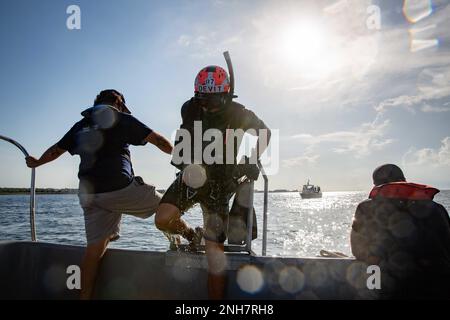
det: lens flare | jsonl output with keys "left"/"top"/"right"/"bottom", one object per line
{"left": 346, "top": 261, "right": 368, "bottom": 290}
{"left": 236, "top": 265, "right": 264, "bottom": 294}
{"left": 182, "top": 164, "right": 207, "bottom": 189}
{"left": 278, "top": 266, "right": 305, "bottom": 294}
{"left": 403, "top": 0, "right": 433, "bottom": 23}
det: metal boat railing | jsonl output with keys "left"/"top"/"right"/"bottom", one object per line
{"left": 244, "top": 161, "right": 268, "bottom": 255}
{"left": 260, "top": 160, "right": 268, "bottom": 256}
{"left": 0, "top": 135, "right": 36, "bottom": 241}
{"left": 224, "top": 160, "right": 268, "bottom": 256}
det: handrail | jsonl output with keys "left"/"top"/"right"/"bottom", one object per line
{"left": 256, "top": 160, "right": 268, "bottom": 256}
{"left": 245, "top": 180, "right": 255, "bottom": 253}
{"left": 243, "top": 161, "right": 269, "bottom": 256}
{"left": 0, "top": 135, "right": 36, "bottom": 241}
{"left": 258, "top": 161, "right": 268, "bottom": 256}
{"left": 225, "top": 161, "right": 268, "bottom": 256}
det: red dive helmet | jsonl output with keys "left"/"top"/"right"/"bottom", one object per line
{"left": 194, "top": 66, "right": 230, "bottom": 94}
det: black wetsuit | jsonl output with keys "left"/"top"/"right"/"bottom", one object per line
{"left": 160, "top": 98, "right": 269, "bottom": 243}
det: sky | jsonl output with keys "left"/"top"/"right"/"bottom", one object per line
{"left": 0, "top": 0, "right": 449, "bottom": 192}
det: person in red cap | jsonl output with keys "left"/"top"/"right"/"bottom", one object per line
{"left": 26, "top": 89, "right": 173, "bottom": 299}
{"left": 351, "top": 164, "right": 450, "bottom": 299}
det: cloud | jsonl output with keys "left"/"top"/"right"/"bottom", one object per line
{"left": 421, "top": 104, "right": 450, "bottom": 112}
{"left": 375, "top": 94, "right": 422, "bottom": 113}
{"left": 402, "top": 137, "right": 450, "bottom": 166}
{"left": 177, "top": 35, "right": 191, "bottom": 47}
{"left": 375, "top": 66, "right": 450, "bottom": 113}
{"left": 282, "top": 154, "right": 320, "bottom": 168}
{"left": 291, "top": 119, "right": 393, "bottom": 158}
{"left": 175, "top": 32, "right": 243, "bottom": 59}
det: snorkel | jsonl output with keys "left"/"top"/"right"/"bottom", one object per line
{"left": 223, "top": 51, "right": 237, "bottom": 105}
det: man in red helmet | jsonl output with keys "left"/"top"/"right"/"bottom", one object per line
{"left": 351, "top": 164, "right": 450, "bottom": 299}
{"left": 155, "top": 65, "right": 271, "bottom": 299}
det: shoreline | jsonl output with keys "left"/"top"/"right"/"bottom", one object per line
{"left": 0, "top": 188, "right": 78, "bottom": 195}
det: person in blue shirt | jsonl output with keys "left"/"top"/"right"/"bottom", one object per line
{"left": 26, "top": 89, "right": 173, "bottom": 299}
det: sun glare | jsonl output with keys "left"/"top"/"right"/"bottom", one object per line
{"left": 257, "top": 13, "right": 379, "bottom": 91}
{"left": 279, "top": 22, "right": 334, "bottom": 78}
{"left": 276, "top": 20, "right": 342, "bottom": 82}
{"left": 281, "top": 22, "right": 325, "bottom": 61}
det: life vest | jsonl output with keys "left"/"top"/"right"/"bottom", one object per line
{"left": 369, "top": 182, "right": 440, "bottom": 201}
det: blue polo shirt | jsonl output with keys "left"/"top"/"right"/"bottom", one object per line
{"left": 57, "top": 105, "right": 152, "bottom": 194}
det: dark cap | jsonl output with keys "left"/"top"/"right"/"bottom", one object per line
{"left": 93, "top": 89, "right": 131, "bottom": 114}
{"left": 372, "top": 164, "right": 406, "bottom": 186}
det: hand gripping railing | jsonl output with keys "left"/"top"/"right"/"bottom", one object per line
{"left": 0, "top": 135, "right": 36, "bottom": 241}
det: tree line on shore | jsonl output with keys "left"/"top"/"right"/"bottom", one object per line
{"left": 0, "top": 188, "right": 78, "bottom": 194}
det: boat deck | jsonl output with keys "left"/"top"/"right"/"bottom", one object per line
{"left": 0, "top": 241, "right": 380, "bottom": 299}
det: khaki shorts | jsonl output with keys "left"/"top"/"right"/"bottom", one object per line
{"left": 78, "top": 177, "right": 161, "bottom": 245}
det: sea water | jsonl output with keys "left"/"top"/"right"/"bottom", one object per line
{"left": 1, "top": 191, "right": 449, "bottom": 257}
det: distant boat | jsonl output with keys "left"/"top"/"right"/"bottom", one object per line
{"left": 300, "top": 179, "right": 322, "bottom": 199}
